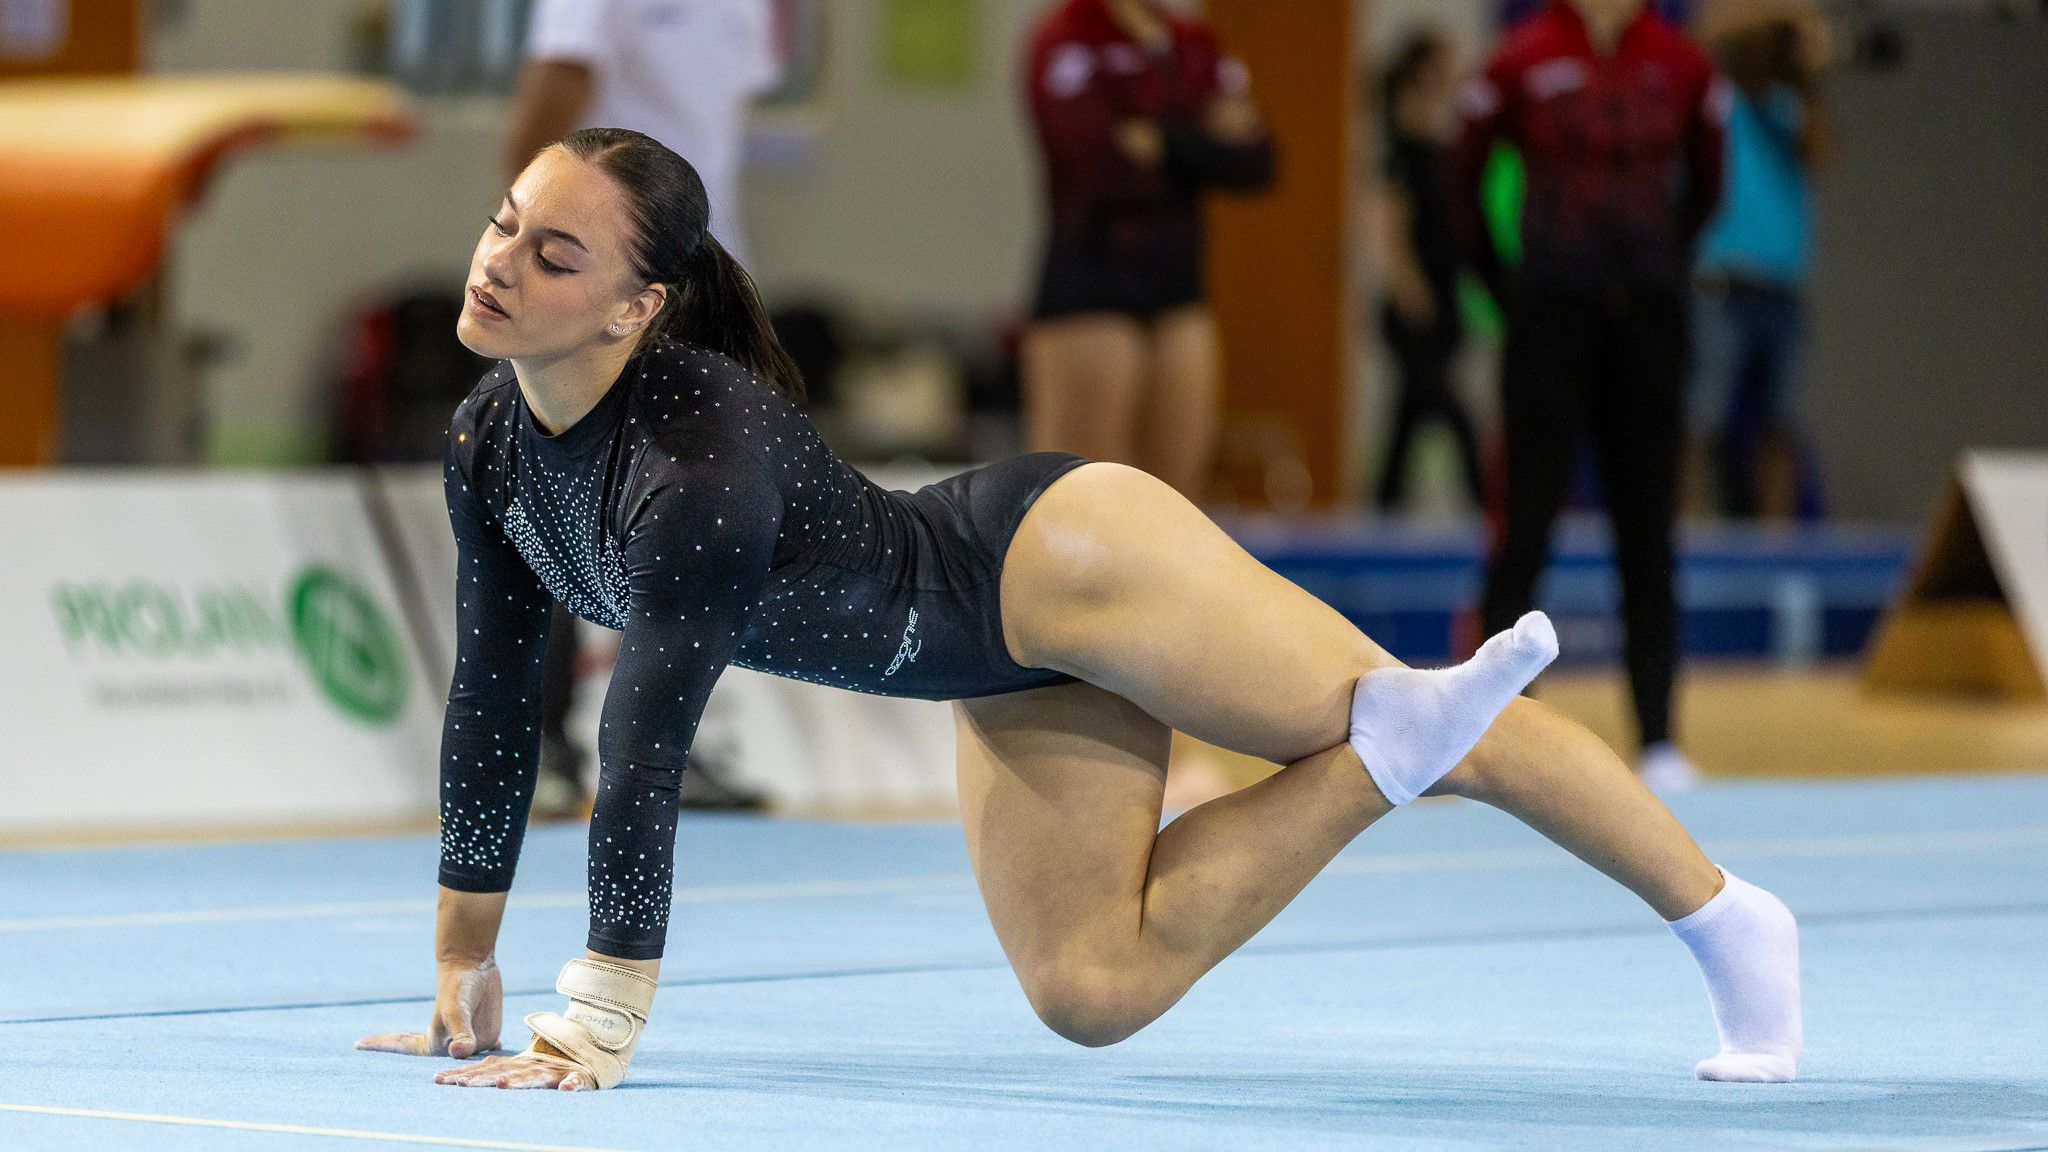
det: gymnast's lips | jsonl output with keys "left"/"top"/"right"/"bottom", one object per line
{"left": 469, "top": 286, "right": 510, "bottom": 319}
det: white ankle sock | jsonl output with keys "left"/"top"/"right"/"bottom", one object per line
{"left": 1667, "top": 867, "right": 1803, "bottom": 1082}
{"left": 1348, "top": 611, "right": 1558, "bottom": 807}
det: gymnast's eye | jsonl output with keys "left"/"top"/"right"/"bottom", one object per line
{"left": 487, "top": 215, "right": 512, "bottom": 236}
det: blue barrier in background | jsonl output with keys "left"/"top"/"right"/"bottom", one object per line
{"left": 1224, "top": 513, "right": 1912, "bottom": 666}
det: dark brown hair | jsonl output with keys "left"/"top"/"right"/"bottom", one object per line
{"left": 1380, "top": 28, "right": 1450, "bottom": 123}
{"left": 555, "top": 127, "right": 804, "bottom": 402}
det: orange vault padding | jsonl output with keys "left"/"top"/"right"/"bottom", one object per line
{"left": 0, "top": 73, "right": 415, "bottom": 464}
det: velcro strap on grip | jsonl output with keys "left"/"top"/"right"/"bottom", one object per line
{"left": 555, "top": 958, "right": 656, "bottom": 1049}
{"left": 519, "top": 959, "right": 658, "bottom": 1090}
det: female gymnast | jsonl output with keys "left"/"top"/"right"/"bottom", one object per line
{"left": 355, "top": 128, "right": 1802, "bottom": 1091}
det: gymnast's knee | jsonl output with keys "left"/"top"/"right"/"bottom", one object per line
{"left": 1019, "top": 959, "right": 1166, "bottom": 1049}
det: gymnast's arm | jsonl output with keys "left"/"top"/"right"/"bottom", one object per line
{"left": 430, "top": 435, "right": 785, "bottom": 1090}
{"left": 578, "top": 435, "right": 783, "bottom": 965}
{"left": 357, "top": 438, "right": 555, "bottom": 1059}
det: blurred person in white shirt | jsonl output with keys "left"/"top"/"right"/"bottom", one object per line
{"left": 506, "top": 0, "right": 782, "bottom": 263}
{"left": 503, "top": 0, "right": 785, "bottom": 816}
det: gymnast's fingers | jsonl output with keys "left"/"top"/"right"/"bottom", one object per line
{"left": 433, "top": 1057, "right": 500, "bottom": 1086}
{"left": 355, "top": 1031, "right": 434, "bottom": 1056}
{"left": 434, "top": 1054, "right": 577, "bottom": 1090}
{"left": 497, "top": 1060, "right": 575, "bottom": 1090}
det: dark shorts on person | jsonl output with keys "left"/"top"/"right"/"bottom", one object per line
{"left": 1031, "top": 242, "right": 1205, "bottom": 324}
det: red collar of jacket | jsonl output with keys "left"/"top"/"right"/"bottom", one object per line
{"left": 1541, "top": 0, "right": 1666, "bottom": 57}
{"left": 1058, "top": 0, "right": 1196, "bottom": 48}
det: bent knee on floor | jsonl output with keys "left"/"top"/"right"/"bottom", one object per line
{"left": 1019, "top": 959, "right": 1166, "bottom": 1049}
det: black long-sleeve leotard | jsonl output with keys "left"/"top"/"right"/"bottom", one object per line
{"left": 436, "top": 336, "right": 1086, "bottom": 958}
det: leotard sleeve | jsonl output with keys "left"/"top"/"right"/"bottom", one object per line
{"left": 582, "top": 431, "right": 784, "bottom": 959}
{"left": 436, "top": 432, "right": 556, "bottom": 894}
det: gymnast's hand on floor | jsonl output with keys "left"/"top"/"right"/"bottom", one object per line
{"left": 354, "top": 957, "right": 504, "bottom": 1059}
{"left": 430, "top": 1043, "right": 592, "bottom": 1092}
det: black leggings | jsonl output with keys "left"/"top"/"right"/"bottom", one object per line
{"left": 1479, "top": 282, "right": 1687, "bottom": 748}
{"left": 1375, "top": 311, "right": 1483, "bottom": 510}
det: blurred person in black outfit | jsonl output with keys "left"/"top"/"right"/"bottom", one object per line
{"left": 1372, "top": 29, "right": 1485, "bottom": 513}
{"left": 1451, "top": 0, "right": 1726, "bottom": 792}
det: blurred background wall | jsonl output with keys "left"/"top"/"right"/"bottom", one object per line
{"left": 1804, "top": 10, "right": 2048, "bottom": 520}
{"left": 155, "top": 0, "right": 506, "bottom": 462}
{"left": 739, "top": 1, "right": 1042, "bottom": 324}
{"left": 155, "top": 0, "right": 1053, "bottom": 465}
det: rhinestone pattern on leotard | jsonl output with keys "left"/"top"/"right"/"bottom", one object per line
{"left": 435, "top": 338, "right": 1077, "bottom": 959}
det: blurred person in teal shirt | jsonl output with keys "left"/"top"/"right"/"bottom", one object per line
{"left": 1693, "top": 1, "right": 1834, "bottom": 520}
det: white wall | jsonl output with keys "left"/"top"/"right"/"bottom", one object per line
{"left": 741, "top": 0, "right": 1047, "bottom": 321}
{"left": 1805, "top": 11, "right": 2048, "bottom": 519}
{"left": 1369, "top": 0, "right": 1490, "bottom": 67}
{"left": 156, "top": 0, "right": 509, "bottom": 461}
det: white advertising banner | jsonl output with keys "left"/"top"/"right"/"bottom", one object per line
{"left": 1964, "top": 451, "right": 2048, "bottom": 677}
{"left": 370, "top": 463, "right": 458, "bottom": 685}
{"left": 0, "top": 472, "right": 441, "bottom": 835}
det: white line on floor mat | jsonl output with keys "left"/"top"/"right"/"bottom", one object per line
{"left": 1323, "top": 825, "right": 2048, "bottom": 876}
{"left": 0, "top": 1102, "right": 633, "bottom": 1151}
{"left": 2, "top": 825, "right": 2044, "bottom": 935}
{"left": 0, "top": 876, "right": 971, "bottom": 934}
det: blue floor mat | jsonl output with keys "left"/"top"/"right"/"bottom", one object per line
{"left": 2, "top": 776, "right": 2045, "bottom": 1151}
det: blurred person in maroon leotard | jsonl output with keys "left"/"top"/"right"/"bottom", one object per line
{"left": 1021, "top": 0, "right": 1275, "bottom": 502}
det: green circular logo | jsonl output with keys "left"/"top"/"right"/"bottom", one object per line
{"left": 288, "top": 566, "right": 408, "bottom": 725}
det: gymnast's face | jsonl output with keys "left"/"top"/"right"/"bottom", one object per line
{"left": 457, "top": 147, "right": 667, "bottom": 362}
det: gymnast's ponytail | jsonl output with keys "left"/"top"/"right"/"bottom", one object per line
{"left": 557, "top": 126, "right": 805, "bottom": 403}
{"left": 662, "top": 233, "right": 804, "bottom": 403}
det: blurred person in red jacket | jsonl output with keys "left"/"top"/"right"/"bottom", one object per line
{"left": 1021, "top": 0, "right": 1275, "bottom": 502}
{"left": 1450, "top": 0, "right": 1726, "bottom": 792}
